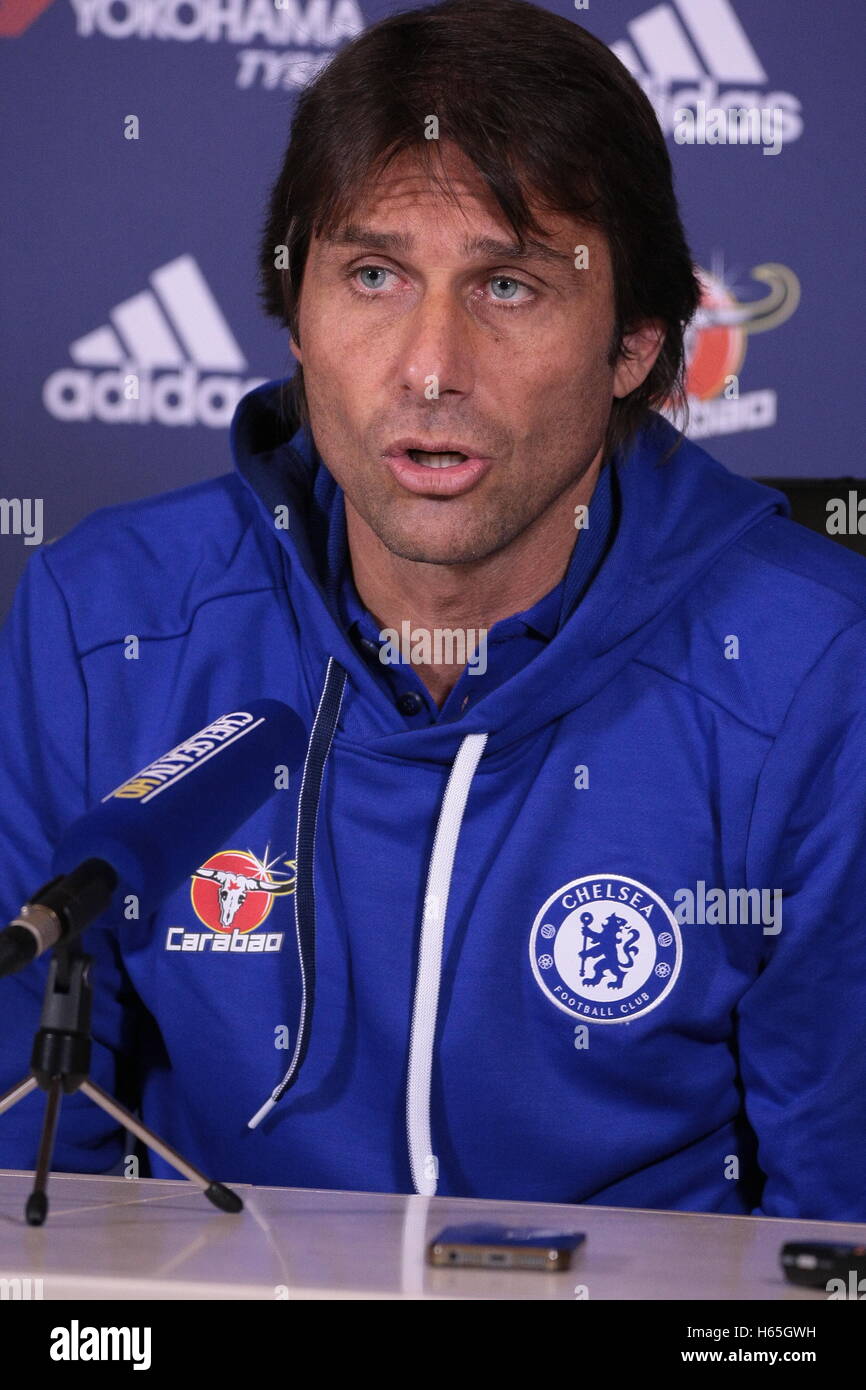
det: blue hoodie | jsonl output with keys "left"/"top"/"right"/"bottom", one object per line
{"left": 1, "top": 378, "right": 865, "bottom": 1220}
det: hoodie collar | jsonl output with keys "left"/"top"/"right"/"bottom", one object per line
{"left": 231, "top": 377, "right": 791, "bottom": 759}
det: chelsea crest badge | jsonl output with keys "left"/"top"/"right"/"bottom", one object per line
{"left": 529, "top": 874, "right": 682, "bottom": 1024}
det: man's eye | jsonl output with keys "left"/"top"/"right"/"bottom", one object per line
{"left": 354, "top": 265, "right": 393, "bottom": 291}
{"left": 487, "top": 276, "right": 532, "bottom": 304}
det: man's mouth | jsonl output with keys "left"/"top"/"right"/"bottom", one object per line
{"left": 406, "top": 449, "right": 468, "bottom": 469}
{"left": 383, "top": 444, "right": 492, "bottom": 497}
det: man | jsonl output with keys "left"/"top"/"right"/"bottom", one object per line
{"left": 1, "top": 0, "right": 864, "bottom": 1219}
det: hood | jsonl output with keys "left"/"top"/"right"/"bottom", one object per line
{"left": 230, "top": 377, "right": 791, "bottom": 760}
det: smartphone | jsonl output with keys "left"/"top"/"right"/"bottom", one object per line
{"left": 428, "top": 1222, "right": 586, "bottom": 1271}
{"left": 780, "top": 1240, "right": 866, "bottom": 1289}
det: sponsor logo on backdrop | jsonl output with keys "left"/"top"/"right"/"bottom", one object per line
{"left": 52, "top": 0, "right": 364, "bottom": 90}
{"left": 664, "top": 259, "right": 800, "bottom": 440}
{"left": 530, "top": 874, "right": 682, "bottom": 1024}
{"left": 164, "top": 844, "right": 296, "bottom": 952}
{"left": 7, "top": 0, "right": 795, "bottom": 123}
{"left": 0, "top": 0, "right": 56, "bottom": 35}
{"left": 43, "top": 255, "right": 268, "bottom": 427}
{"left": 611, "top": 0, "right": 802, "bottom": 145}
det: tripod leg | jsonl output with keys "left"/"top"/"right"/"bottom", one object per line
{"left": 0, "top": 1074, "right": 39, "bottom": 1115}
{"left": 78, "top": 1080, "right": 243, "bottom": 1214}
{"left": 26, "top": 1076, "right": 63, "bottom": 1226}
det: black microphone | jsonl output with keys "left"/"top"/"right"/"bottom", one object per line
{"left": 0, "top": 698, "right": 308, "bottom": 979}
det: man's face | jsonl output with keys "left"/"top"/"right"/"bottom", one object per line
{"left": 291, "top": 144, "right": 651, "bottom": 566}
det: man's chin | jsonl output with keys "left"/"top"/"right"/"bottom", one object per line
{"left": 387, "top": 546, "right": 487, "bottom": 567}
{"left": 373, "top": 526, "right": 514, "bottom": 568}
{"left": 350, "top": 494, "right": 524, "bottom": 566}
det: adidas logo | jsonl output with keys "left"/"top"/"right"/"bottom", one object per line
{"left": 610, "top": 0, "right": 803, "bottom": 145}
{"left": 42, "top": 255, "right": 267, "bottom": 427}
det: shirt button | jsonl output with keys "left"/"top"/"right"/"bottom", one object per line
{"left": 359, "top": 637, "right": 380, "bottom": 657}
{"left": 397, "top": 692, "right": 424, "bottom": 716}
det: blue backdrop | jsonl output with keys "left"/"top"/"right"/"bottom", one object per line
{"left": 2, "top": 0, "right": 863, "bottom": 617}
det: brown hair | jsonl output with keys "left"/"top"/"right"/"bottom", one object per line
{"left": 259, "top": 0, "right": 702, "bottom": 460}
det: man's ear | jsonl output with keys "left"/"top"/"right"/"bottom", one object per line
{"left": 289, "top": 336, "right": 302, "bottom": 364}
{"left": 612, "top": 320, "right": 666, "bottom": 399}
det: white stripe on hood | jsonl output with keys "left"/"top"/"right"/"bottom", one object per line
{"left": 406, "top": 732, "right": 488, "bottom": 1195}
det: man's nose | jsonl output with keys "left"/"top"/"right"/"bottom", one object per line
{"left": 396, "top": 289, "right": 476, "bottom": 399}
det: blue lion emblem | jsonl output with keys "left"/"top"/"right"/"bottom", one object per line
{"left": 577, "top": 910, "right": 640, "bottom": 989}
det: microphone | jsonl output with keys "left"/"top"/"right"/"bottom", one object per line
{"left": 0, "top": 698, "right": 308, "bottom": 979}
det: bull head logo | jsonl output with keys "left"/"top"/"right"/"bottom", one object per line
{"left": 192, "top": 867, "right": 295, "bottom": 928}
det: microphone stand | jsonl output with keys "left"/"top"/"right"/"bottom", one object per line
{"left": 0, "top": 938, "right": 243, "bottom": 1226}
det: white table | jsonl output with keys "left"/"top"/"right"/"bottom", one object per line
{"left": 0, "top": 1170, "right": 863, "bottom": 1300}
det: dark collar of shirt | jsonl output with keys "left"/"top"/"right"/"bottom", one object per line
{"left": 332, "top": 459, "right": 617, "bottom": 725}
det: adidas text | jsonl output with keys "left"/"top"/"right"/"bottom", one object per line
{"left": 43, "top": 367, "right": 268, "bottom": 428}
